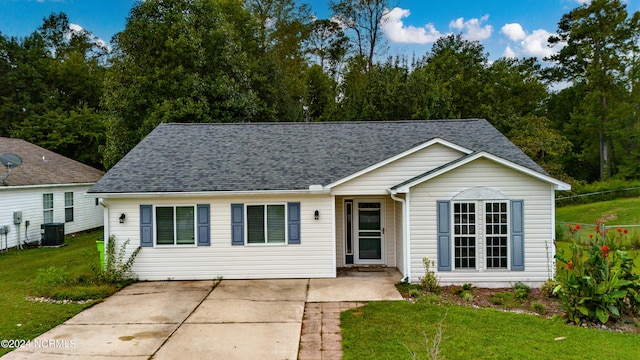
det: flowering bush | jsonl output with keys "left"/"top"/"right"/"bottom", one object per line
{"left": 554, "top": 223, "right": 640, "bottom": 324}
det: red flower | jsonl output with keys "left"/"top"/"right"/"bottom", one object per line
{"left": 589, "top": 234, "right": 593, "bottom": 239}
{"left": 623, "top": 229, "right": 628, "bottom": 234}
{"left": 616, "top": 227, "right": 622, "bottom": 233}
{"left": 575, "top": 224, "right": 581, "bottom": 230}
{"left": 567, "top": 260, "right": 574, "bottom": 270}
{"left": 601, "top": 245, "right": 610, "bottom": 252}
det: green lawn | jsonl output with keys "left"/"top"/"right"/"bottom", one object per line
{"left": 0, "top": 229, "right": 109, "bottom": 356}
{"left": 342, "top": 301, "right": 640, "bottom": 360}
{"left": 556, "top": 197, "right": 640, "bottom": 225}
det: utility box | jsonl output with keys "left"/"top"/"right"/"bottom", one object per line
{"left": 0, "top": 225, "right": 8, "bottom": 235}
{"left": 42, "top": 223, "right": 64, "bottom": 246}
{"left": 13, "top": 211, "right": 22, "bottom": 224}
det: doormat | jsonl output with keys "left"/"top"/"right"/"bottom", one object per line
{"left": 358, "top": 267, "right": 385, "bottom": 272}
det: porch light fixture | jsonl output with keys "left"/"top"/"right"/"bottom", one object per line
{"left": 119, "top": 213, "right": 126, "bottom": 224}
{"left": 314, "top": 210, "right": 319, "bottom": 220}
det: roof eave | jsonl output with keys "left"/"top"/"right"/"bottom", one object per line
{"left": 86, "top": 188, "right": 332, "bottom": 199}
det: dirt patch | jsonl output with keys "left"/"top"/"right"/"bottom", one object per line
{"left": 398, "top": 284, "right": 639, "bottom": 334}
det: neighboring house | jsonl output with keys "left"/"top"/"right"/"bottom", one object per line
{"left": 0, "top": 138, "right": 104, "bottom": 249}
{"left": 88, "top": 120, "right": 570, "bottom": 287}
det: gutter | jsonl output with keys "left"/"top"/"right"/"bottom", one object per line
{"left": 388, "top": 189, "right": 410, "bottom": 282}
{"left": 88, "top": 188, "right": 331, "bottom": 199}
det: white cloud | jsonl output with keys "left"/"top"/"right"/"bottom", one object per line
{"left": 382, "top": 7, "right": 444, "bottom": 44}
{"left": 503, "top": 45, "right": 517, "bottom": 59}
{"left": 520, "top": 29, "right": 562, "bottom": 58}
{"left": 501, "top": 23, "right": 526, "bottom": 42}
{"left": 449, "top": 15, "right": 493, "bottom": 41}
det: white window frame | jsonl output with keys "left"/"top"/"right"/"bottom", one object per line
{"left": 451, "top": 200, "right": 511, "bottom": 271}
{"left": 43, "top": 193, "right": 54, "bottom": 223}
{"left": 452, "top": 201, "right": 478, "bottom": 270}
{"left": 154, "top": 205, "right": 197, "bottom": 246}
{"left": 64, "top": 192, "right": 74, "bottom": 223}
{"left": 484, "top": 201, "right": 510, "bottom": 270}
{"left": 244, "top": 203, "right": 288, "bottom": 246}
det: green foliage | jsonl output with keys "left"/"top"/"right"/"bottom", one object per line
{"left": 513, "top": 282, "right": 531, "bottom": 300}
{"left": 455, "top": 284, "right": 474, "bottom": 302}
{"left": 541, "top": 279, "right": 559, "bottom": 298}
{"left": 557, "top": 179, "right": 640, "bottom": 206}
{"left": 100, "top": 236, "right": 141, "bottom": 284}
{"left": 419, "top": 257, "right": 441, "bottom": 294}
{"left": 554, "top": 225, "right": 640, "bottom": 324}
{"left": 530, "top": 301, "right": 547, "bottom": 315}
{"left": 488, "top": 291, "right": 519, "bottom": 308}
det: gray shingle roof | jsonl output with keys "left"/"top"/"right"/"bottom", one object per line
{"left": 88, "top": 119, "right": 546, "bottom": 194}
{"left": 0, "top": 137, "right": 103, "bottom": 187}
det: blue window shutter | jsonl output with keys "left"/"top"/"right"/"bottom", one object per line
{"left": 437, "top": 201, "right": 451, "bottom": 271}
{"left": 511, "top": 200, "right": 525, "bottom": 271}
{"left": 288, "top": 202, "right": 301, "bottom": 245}
{"left": 231, "top": 204, "right": 244, "bottom": 246}
{"left": 140, "top": 205, "right": 153, "bottom": 247}
{"left": 197, "top": 204, "right": 210, "bottom": 246}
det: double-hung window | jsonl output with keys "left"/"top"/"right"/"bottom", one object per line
{"left": 453, "top": 202, "right": 476, "bottom": 269}
{"left": 485, "top": 202, "right": 509, "bottom": 269}
{"left": 64, "top": 192, "right": 74, "bottom": 222}
{"left": 247, "top": 204, "right": 286, "bottom": 244}
{"left": 43, "top": 193, "right": 54, "bottom": 223}
{"left": 156, "top": 206, "right": 195, "bottom": 245}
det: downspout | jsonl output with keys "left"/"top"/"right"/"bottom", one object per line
{"left": 99, "top": 198, "right": 109, "bottom": 269}
{"left": 388, "top": 189, "right": 410, "bottom": 282}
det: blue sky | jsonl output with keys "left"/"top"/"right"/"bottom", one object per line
{"left": 2, "top": 0, "right": 640, "bottom": 60}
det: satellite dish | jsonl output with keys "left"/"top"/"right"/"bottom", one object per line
{"left": 0, "top": 153, "right": 22, "bottom": 169}
{"left": 0, "top": 153, "right": 22, "bottom": 184}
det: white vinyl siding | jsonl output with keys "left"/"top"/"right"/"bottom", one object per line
{"left": 409, "top": 158, "right": 555, "bottom": 288}
{"left": 105, "top": 194, "right": 334, "bottom": 280}
{"left": 0, "top": 185, "right": 102, "bottom": 249}
{"left": 332, "top": 144, "right": 463, "bottom": 195}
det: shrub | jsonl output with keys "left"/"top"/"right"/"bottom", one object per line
{"left": 455, "top": 284, "right": 474, "bottom": 302}
{"left": 541, "top": 279, "right": 559, "bottom": 298}
{"left": 513, "top": 282, "right": 531, "bottom": 300}
{"left": 530, "top": 301, "right": 547, "bottom": 315}
{"left": 419, "top": 257, "right": 441, "bottom": 294}
{"left": 554, "top": 223, "right": 640, "bottom": 324}
{"left": 99, "top": 236, "right": 141, "bottom": 285}
{"left": 488, "top": 292, "right": 519, "bottom": 308}
{"left": 408, "top": 288, "right": 422, "bottom": 299}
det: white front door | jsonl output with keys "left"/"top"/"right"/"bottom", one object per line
{"left": 354, "top": 200, "right": 384, "bottom": 264}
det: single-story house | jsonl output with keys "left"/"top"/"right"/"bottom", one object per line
{"left": 88, "top": 120, "right": 569, "bottom": 287}
{"left": 0, "top": 138, "right": 104, "bottom": 249}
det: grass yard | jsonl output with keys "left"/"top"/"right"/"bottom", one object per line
{"left": 0, "top": 229, "right": 118, "bottom": 357}
{"left": 556, "top": 197, "right": 640, "bottom": 226}
{"left": 341, "top": 300, "right": 640, "bottom": 360}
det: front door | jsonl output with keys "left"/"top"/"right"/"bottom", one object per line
{"left": 354, "top": 200, "right": 384, "bottom": 264}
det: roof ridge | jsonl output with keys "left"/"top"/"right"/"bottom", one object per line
{"left": 160, "top": 119, "right": 486, "bottom": 127}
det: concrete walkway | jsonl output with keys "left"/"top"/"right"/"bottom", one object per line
{"left": 3, "top": 269, "right": 402, "bottom": 360}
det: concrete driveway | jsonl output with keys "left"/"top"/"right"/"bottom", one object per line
{"left": 3, "top": 270, "right": 402, "bottom": 360}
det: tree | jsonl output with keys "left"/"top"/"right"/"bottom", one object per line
{"left": 245, "top": 0, "right": 312, "bottom": 123}
{"left": 0, "top": 13, "right": 107, "bottom": 168}
{"left": 329, "top": 0, "right": 395, "bottom": 71}
{"left": 548, "top": 0, "right": 640, "bottom": 180}
{"left": 102, "top": 0, "right": 259, "bottom": 167}
{"left": 306, "top": 19, "right": 350, "bottom": 77}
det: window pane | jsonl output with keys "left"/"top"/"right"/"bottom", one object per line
{"left": 176, "top": 206, "right": 195, "bottom": 244}
{"left": 44, "top": 210, "right": 53, "bottom": 224}
{"left": 65, "top": 192, "right": 73, "bottom": 207}
{"left": 65, "top": 208, "right": 74, "bottom": 222}
{"left": 43, "top": 194, "right": 53, "bottom": 209}
{"left": 156, "top": 207, "right": 174, "bottom": 245}
{"left": 485, "top": 202, "right": 508, "bottom": 269}
{"left": 267, "top": 205, "right": 285, "bottom": 243}
{"left": 247, "top": 205, "right": 265, "bottom": 243}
